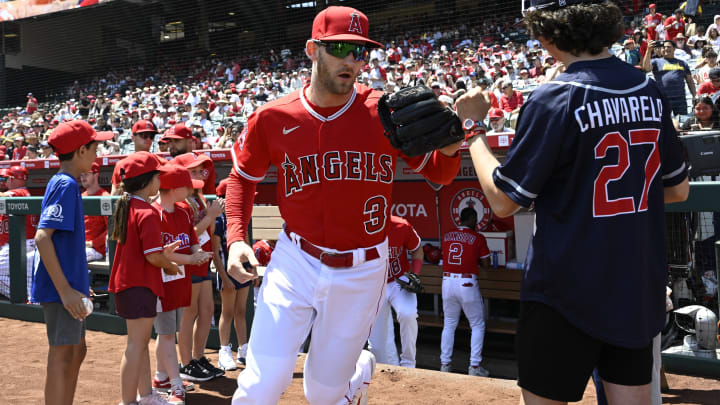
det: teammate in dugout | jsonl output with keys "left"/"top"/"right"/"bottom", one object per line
{"left": 440, "top": 208, "right": 491, "bottom": 377}
{"left": 454, "top": 1, "right": 689, "bottom": 404}
{"left": 368, "top": 215, "right": 423, "bottom": 368}
{"left": 0, "top": 165, "right": 39, "bottom": 299}
{"left": 224, "top": 6, "right": 462, "bottom": 405}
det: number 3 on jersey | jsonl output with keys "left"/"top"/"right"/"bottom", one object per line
{"left": 364, "top": 195, "right": 387, "bottom": 234}
{"left": 593, "top": 129, "right": 660, "bottom": 217}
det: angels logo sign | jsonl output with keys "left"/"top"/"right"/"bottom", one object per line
{"left": 450, "top": 188, "right": 492, "bottom": 231}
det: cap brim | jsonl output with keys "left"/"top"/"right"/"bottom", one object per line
{"left": 93, "top": 131, "right": 115, "bottom": 141}
{"left": 318, "top": 34, "right": 383, "bottom": 48}
{"left": 191, "top": 179, "right": 205, "bottom": 189}
{"left": 162, "top": 134, "right": 188, "bottom": 139}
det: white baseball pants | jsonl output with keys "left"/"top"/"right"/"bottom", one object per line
{"left": 0, "top": 240, "right": 35, "bottom": 299}
{"left": 232, "top": 231, "right": 388, "bottom": 405}
{"left": 440, "top": 274, "right": 486, "bottom": 366}
{"left": 368, "top": 277, "right": 418, "bottom": 367}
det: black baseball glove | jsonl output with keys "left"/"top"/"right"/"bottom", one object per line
{"left": 377, "top": 85, "right": 464, "bottom": 157}
{"left": 395, "top": 273, "right": 425, "bottom": 294}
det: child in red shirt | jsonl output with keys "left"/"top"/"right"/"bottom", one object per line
{"left": 172, "top": 153, "right": 226, "bottom": 380}
{"left": 151, "top": 165, "right": 212, "bottom": 403}
{"left": 108, "top": 152, "right": 179, "bottom": 405}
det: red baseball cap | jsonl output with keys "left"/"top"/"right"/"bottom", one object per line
{"left": 489, "top": 108, "right": 505, "bottom": 119}
{"left": 216, "top": 178, "right": 229, "bottom": 196}
{"left": 163, "top": 123, "right": 193, "bottom": 139}
{"left": 117, "top": 151, "right": 171, "bottom": 180}
{"left": 171, "top": 152, "right": 212, "bottom": 169}
{"left": 649, "top": 3, "right": 656, "bottom": 9}
{"left": 132, "top": 119, "right": 158, "bottom": 134}
{"left": 90, "top": 162, "right": 100, "bottom": 173}
{"left": 8, "top": 165, "right": 28, "bottom": 180}
{"left": 159, "top": 164, "right": 204, "bottom": 190}
{"left": 311, "top": 6, "right": 382, "bottom": 48}
{"left": 48, "top": 120, "right": 113, "bottom": 155}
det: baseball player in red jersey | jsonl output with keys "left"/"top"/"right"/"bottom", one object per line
{"left": 368, "top": 215, "right": 422, "bottom": 368}
{"left": 224, "top": 6, "right": 461, "bottom": 405}
{"left": 80, "top": 162, "right": 110, "bottom": 262}
{"left": 0, "top": 165, "right": 39, "bottom": 299}
{"left": 440, "top": 207, "right": 491, "bottom": 377}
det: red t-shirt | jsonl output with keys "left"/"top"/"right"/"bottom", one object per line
{"left": 82, "top": 188, "right": 110, "bottom": 254}
{"left": 0, "top": 187, "right": 38, "bottom": 245}
{"left": 227, "top": 84, "right": 460, "bottom": 249}
{"left": 253, "top": 240, "right": 274, "bottom": 266}
{"left": 441, "top": 226, "right": 490, "bottom": 275}
{"left": 179, "top": 195, "right": 213, "bottom": 277}
{"left": 386, "top": 216, "right": 421, "bottom": 283}
{"left": 153, "top": 202, "right": 199, "bottom": 311}
{"left": 664, "top": 16, "right": 685, "bottom": 41}
{"left": 645, "top": 13, "right": 663, "bottom": 40}
{"left": 12, "top": 145, "right": 26, "bottom": 160}
{"left": 500, "top": 91, "right": 524, "bottom": 112}
{"left": 697, "top": 81, "right": 720, "bottom": 96}
{"left": 109, "top": 196, "right": 165, "bottom": 297}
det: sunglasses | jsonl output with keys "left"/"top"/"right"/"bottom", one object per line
{"left": 314, "top": 40, "right": 369, "bottom": 62}
{"left": 0, "top": 177, "right": 7, "bottom": 182}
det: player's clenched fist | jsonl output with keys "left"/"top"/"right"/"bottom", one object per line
{"left": 227, "top": 241, "right": 259, "bottom": 283}
{"left": 454, "top": 88, "right": 492, "bottom": 124}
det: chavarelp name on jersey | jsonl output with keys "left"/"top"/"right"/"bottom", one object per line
{"left": 492, "top": 57, "right": 687, "bottom": 348}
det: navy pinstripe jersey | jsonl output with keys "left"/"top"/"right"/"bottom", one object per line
{"left": 493, "top": 56, "right": 688, "bottom": 348}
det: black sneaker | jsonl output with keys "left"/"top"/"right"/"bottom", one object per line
{"left": 179, "top": 359, "right": 214, "bottom": 382}
{"left": 198, "top": 356, "right": 225, "bottom": 378}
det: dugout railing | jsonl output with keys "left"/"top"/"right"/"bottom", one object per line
{"left": 1, "top": 189, "right": 720, "bottom": 377}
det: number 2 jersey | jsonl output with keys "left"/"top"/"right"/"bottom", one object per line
{"left": 493, "top": 56, "right": 688, "bottom": 348}
{"left": 228, "top": 84, "right": 460, "bottom": 251}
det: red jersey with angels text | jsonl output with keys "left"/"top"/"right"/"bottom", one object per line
{"left": 0, "top": 187, "right": 38, "bottom": 245}
{"left": 229, "top": 84, "right": 460, "bottom": 250}
{"left": 386, "top": 216, "right": 421, "bottom": 283}
{"left": 441, "top": 226, "right": 490, "bottom": 275}
{"left": 153, "top": 202, "right": 199, "bottom": 311}
{"left": 82, "top": 188, "right": 110, "bottom": 254}
{"left": 109, "top": 196, "right": 165, "bottom": 297}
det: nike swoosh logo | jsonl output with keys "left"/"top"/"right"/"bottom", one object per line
{"left": 283, "top": 125, "right": 300, "bottom": 135}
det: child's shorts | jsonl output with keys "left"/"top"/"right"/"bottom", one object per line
{"left": 42, "top": 302, "right": 86, "bottom": 346}
{"left": 216, "top": 271, "right": 251, "bottom": 290}
{"left": 154, "top": 307, "right": 184, "bottom": 335}
{"left": 114, "top": 287, "right": 157, "bottom": 319}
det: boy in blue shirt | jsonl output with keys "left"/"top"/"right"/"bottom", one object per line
{"left": 32, "top": 120, "right": 112, "bottom": 405}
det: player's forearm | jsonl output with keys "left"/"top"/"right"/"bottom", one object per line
{"left": 416, "top": 150, "right": 461, "bottom": 185}
{"left": 226, "top": 171, "right": 256, "bottom": 247}
{"left": 664, "top": 177, "right": 690, "bottom": 203}
{"left": 166, "top": 252, "right": 194, "bottom": 265}
{"left": 145, "top": 251, "right": 177, "bottom": 269}
{"left": 467, "top": 136, "right": 521, "bottom": 218}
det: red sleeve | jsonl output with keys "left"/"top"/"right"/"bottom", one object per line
{"left": 231, "top": 111, "right": 271, "bottom": 182}
{"left": 225, "top": 170, "right": 256, "bottom": 247}
{"left": 137, "top": 207, "right": 163, "bottom": 256}
{"left": 476, "top": 233, "right": 491, "bottom": 259}
{"left": 401, "top": 150, "right": 460, "bottom": 185}
{"left": 490, "top": 92, "right": 499, "bottom": 109}
{"left": 112, "top": 164, "right": 121, "bottom": 186}
{"left": 403, "top": 222, "right": 422, "bottom": 252}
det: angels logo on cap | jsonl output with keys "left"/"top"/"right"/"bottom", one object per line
{"left": 311, "top": 6, "right": 382, "bottom": 48}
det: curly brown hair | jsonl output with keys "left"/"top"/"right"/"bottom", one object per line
{"left": 524, "top": 2, "right": 624, "bottom": 56}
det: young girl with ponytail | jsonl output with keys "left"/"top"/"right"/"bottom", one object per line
{"left": 108, "top": 151, "right": 179, "bottom": 405}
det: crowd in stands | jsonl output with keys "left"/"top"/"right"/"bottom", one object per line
{"left": 3, "top": 1, "right": 720, "bottom": 164}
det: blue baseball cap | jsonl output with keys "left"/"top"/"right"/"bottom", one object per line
{"left": 522, "top": 0, "right": 605, "bottom": 15}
